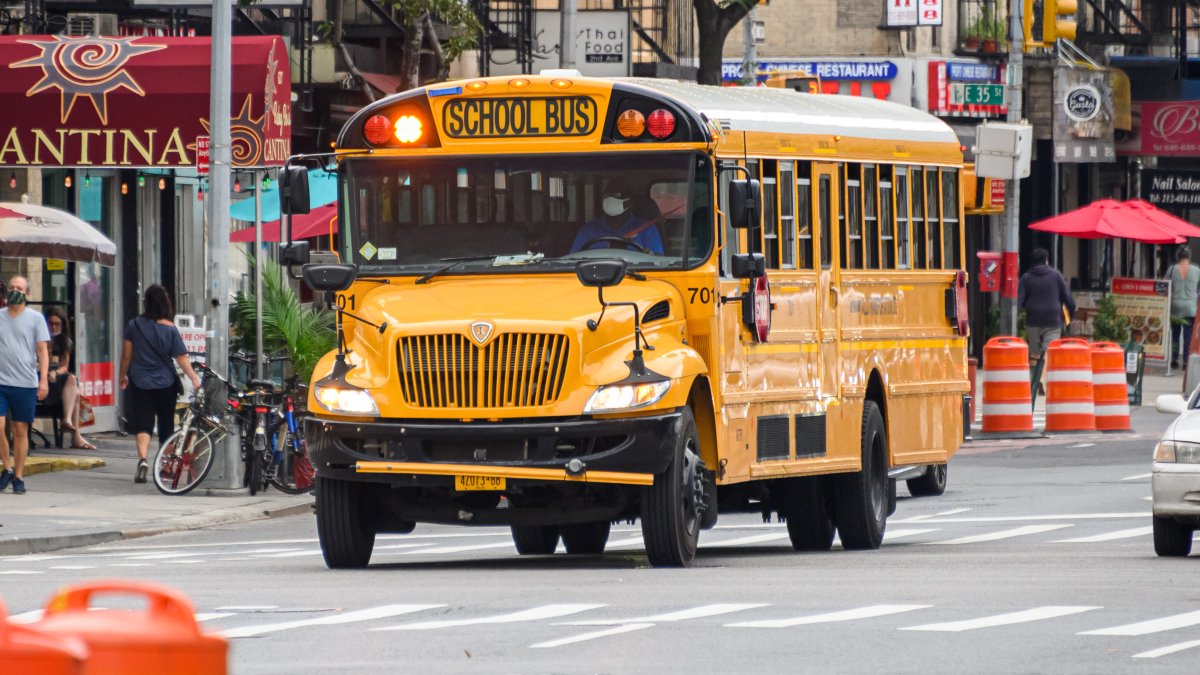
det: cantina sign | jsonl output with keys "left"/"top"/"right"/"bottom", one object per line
{"left": 0, "top": 35, "right": 291, "bottom": 168}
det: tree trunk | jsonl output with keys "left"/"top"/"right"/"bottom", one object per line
{"left": 692, "top": 0, "right": 751, "bottom": 86}
{"left": 331, "top": 0, "right": 375, "bottom": 101}
{"left": 399, "top": 13, "right": 427, "bottom": 91}
{"left": 424, "top": 16, "right": 450, "bottom": 82}
{"left": 696, "top": 26, "right": 729, "bottom": 86}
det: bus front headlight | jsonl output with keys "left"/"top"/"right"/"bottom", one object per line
{"left": 314, "top": 384, "right": 379, "bottom": 415}
{"left": 584, "top": 381, "right": 670, "bottom": 414}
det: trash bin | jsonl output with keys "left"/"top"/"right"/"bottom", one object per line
{"left": 1124, "top": 340, "right": 1145, "bottom": 406}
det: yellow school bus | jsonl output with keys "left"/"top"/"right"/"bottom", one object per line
{"left": 288, "top": 73, "right": 968, "bottom": 568}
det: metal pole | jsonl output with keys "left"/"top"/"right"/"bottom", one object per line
{"left": 207, "top": 0, "right": 237, "bottom": 489}
{"left": 742, "top": 7, "right": 756, "bottom": 86}
{"left": 559, "top": 0, "right": 576, "bottom": 70}
{"left": 1051, "top": 160, "right": 1059, "bottom": 268}
{"left": 254, "top": 169, "right": 264, "bottom": 381}
{"left": 1000, "top": 2, "right": 1024, "bottom": 336}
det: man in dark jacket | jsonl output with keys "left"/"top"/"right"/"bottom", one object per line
{"left": 1018, "top": 248, "right": 1076, "bottom": 364}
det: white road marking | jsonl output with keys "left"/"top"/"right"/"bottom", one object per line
{"left": 882, "top": 528, "right": 940, "bottom": 541}
{"left": 164, "top": 559, "right": 205, "bottom": 564}
{"left": 1, "top": 555, "right": 66, "bottom": 563}
{"left": 396, "top": 542, "right": 517, "bottom": 555}
{"left": 1053, "top": 526, "right": 1153, "bottom": 543}
{"left": 195, "top": 612, "right": 238, "bottom": 622}
{"left": 904, "top": 508, "right": 973, "bottom": 523}
{"left": 728, "top": 604, "right": 930, "bottom": 629}
{"left": 892, "top": 512, "right": 1147, "bottom": 524}
{"left": 7, "top": 609, "right": 43, "bottom": 623}
{"left": 48, "top": 565, "right": 94, "bottom": 570}
{"left": 1121, "top": 473, "right": 1152, "bottom": 481}
{"left": 702, "top": 533, "right": 790, "bottom": 547}
{"left": 217, "top": 605, "right": 279, "bottom": 611}
{"left": 220, "top": 604, "right": 443, "bottom": 638}
{"left": 566, "top": 603, "right": 767, "bottom": 626}
{"left": 604, "top": 537, "right": 645, "bottom": 549}
{"left": 107, "top": 563, "right": 152, "bottom": 567}
{"left": 1142, "top": 497, "right": 1153, "bottom": 501}
{"left": 374, "top": 604, "right": 604, "bottom": 631}
{"left": 90, "top": 538, "right": 319, "bottom": 552}
{"left": 901, "top": 606, "right": 1099, "bottom": 632}
{"left": 530, "top": 623, "right": 654, "bottom": 649}
{"left": 1133, "top": 639, "right": 1200, "bottom": 659}
{"left": 0, "top": 570, "right": 43, "bottom": 575}
{"left": 1067, "top": 443, "right": 1095, "bottom": 448}
{"left": 1080, "top": 610, "right": 1200, "bottom": 636}
{"left": 930, "top": 524, "right": 1073, "bottom": 545}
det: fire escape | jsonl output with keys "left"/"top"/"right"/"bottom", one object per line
{"left": 472, "top": 0, "right": 534, "bottom": 76}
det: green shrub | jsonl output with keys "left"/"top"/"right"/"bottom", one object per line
{"left": 1091, "top": 293, "right": 1129, "bottom": 344}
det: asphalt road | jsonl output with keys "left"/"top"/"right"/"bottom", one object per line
{"left": 2, "top": 426, "right": 1195, "bottom": 674}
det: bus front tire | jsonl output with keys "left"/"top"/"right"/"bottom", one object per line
{"left": 641, "top": 407, "right": 704, "bottom": 567}
{"left": 560, "top": 521, "right": 611, "bottom": 555}
{"left": 832, "top": 400, "right": 888, "bottom": 550}
{"left": 781, "top": 476, "right": 835, "bottom": 552}
{"left": 907, "top": 464, "right": 948, "bottom": 497}
{"left": 316, "top": 477, "right": 376, "bottom": 569}
{"left": 511, "top": 525, "right": 560, "bottom": 555}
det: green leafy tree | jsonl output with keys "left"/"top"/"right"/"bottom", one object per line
{"left": 232, "top": 255, "right": 337, "bottom": 383}
{"left": 394, "top": 0, "right": 482, "bottom": 90}
{"left": 693, "top": 0, "right": 756, "bottom": 86}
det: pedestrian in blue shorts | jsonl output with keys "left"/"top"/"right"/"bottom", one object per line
{"left": 0, "top": 276, "right": 51, "bottom": 494}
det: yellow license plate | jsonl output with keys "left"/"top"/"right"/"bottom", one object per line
{"left": 455, "top": 475, "right": 506, "bottom": 491}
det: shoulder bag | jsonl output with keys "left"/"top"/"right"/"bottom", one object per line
{"left": 132, "top": 318, "right": 184, "bottom": 397}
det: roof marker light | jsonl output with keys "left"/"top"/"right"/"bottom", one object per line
{"left": 509, "top": 78, "right": 530, "bottom": 89}
{"left": 616, "top": 109, "right": 646, "bottom": 138}
{"left": 551, "top": 79, "right": 572, "bottom": 89}
{"left": 466, "top": 81, "right": 488, "bottom": 91}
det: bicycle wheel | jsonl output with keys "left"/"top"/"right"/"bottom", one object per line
{"left": 153, "top": 426, "right": 216, "bottom": 496}
{"left": 248, "top": 433, "right": 265, "bottom": 496}
{"left": 268, "top": 425, "right": 316, "bottom": 495}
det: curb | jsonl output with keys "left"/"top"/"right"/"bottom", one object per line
{"left": 0, "top": 498, "right": 313, "bottom": 557}
{"left": 23, "top": 456, "right": 106, "bottom": 476}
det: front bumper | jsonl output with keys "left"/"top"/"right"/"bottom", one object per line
{"left": 1152, "top": 464, "right": 1200, "bottom": 517}
{"left": 307, "top": 410, "right": 681, "bottom": 486}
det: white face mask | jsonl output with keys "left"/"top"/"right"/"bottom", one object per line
{"left": 602, "top": 196, "right": 630, "bottom": 217}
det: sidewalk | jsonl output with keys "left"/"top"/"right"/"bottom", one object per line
{"left": 0, "top": 431, "right": 312, "bottom": 556}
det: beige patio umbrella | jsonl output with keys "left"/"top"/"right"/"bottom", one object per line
{"left": 0, "top": 202, "right": 116, "bottom": 266}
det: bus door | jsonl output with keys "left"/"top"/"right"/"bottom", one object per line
{"left": 813, "top": 163, "right": 841, "bottom": 401}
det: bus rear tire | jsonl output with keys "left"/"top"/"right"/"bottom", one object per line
{"left": 511, "top": 525, "right": 560, "bottom": 555}
{"left": 781, "top": 476, "right": 835, "bottom": 552}
{"left": 316, "top": 477, "right": 376, "bottom": 569}
{"left": 907, "top": 464, "right": 948, "bottom": 497}
{"left": 561, "top": 521, "right": 611, "bottom": 555}
{"left": 832, "top": 400, "right": 888, "bottom": 550}
{"left": 641, "top": 406, "right": 704, "bottom": 567}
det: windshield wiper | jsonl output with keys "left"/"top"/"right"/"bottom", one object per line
{"left": 414, "top": 256, "right": 496, "bottom": 284}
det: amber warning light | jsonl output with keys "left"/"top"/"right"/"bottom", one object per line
{"left": 363, "top": 114, "right": 424, "bottom": 145}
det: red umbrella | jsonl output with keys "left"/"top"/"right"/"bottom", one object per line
{"left": 1122, "top": 199, "right": 1200, "bottom": 239}
{"left": 1028, "top": 199, "right": 1185, "bottom": 245}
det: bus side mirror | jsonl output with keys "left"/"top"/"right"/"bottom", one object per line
{"left": 576, "top": 259, "right": 627, "bottom": 288}
{"left": 280, "top": 165, "right": 311, "bottom": 216}
{"left": 728, "top": 179, "right": 760, "bottom": 229}
{"left": 302, "top": 263, "right": 357, "bottom": 293}
{"left": 731, "top": 253, "right": 765, "bottom": 279}
{"left": 280, "top": 241, "right": 310, "bottom": 266}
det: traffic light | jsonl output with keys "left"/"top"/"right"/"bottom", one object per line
{"left": 1043, "top": 0, "right": 1077, "bottom": 42}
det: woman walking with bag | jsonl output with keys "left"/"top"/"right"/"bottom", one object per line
{"left": 119, "top": 285, "right": 200, "bottom": 483}
{"left": 1166, "top": 247, "right": 1200, "bottom": 370}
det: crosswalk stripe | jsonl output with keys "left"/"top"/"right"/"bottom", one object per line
{"left": 374, "top": 604, "right": 604, "bottom": 631}
{"left": 530, "top": 623, "right": 654, "bottom": 649}
{"left": 900, "top": 606, "right": 1099, "bottom": 632}
{"left": 1079, "top": 610, "right": 1200, "bottom": 636}
{"left": 930, "top": 524, "right": 1072, "bottom": 545}
{"left": 219, "top": 604, "right": 443, "bottom": 638}
{"left": 728, "top": 604, "right": 930, "bottom": 629}
{"left": 565, "top": 603, "right": 767, "bottom": 626}
{"left": 1053, "top": 526, "right": 1153, "bottom": 543}
{"left": 702, "top": 533, "right": 790, "bottom": 547}
{"left": 1133, "top": 638, "right": 1200, "bottom": 659}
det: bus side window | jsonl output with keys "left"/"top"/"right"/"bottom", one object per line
{"left": 863, "top": 164, "right": 879, "bottom": 269}
{"left": 879, "top": 165, "right": 895, "bottom": 269}
{"left": 941, "top": 168, "right": 961, "bottom": 269}
{"left": 818, "top": 173, "right": 832, "bottom": 269}
{"left": 780, "top": 162, "right": 796, "bottom": 270}
{"left": 746, "top": 159, "right": 761, "bottom": 256}
{"left": 926, "top": 167, "right": 942, "bottom": 269}
{"left": 762, "top": 159, "right": 779, "bottom": 268}
{"left": 842, "top": 164, "right": 862, "bottom": 269}
{"left": 797, "top": 163, "right": 813, "bottom": 269}
{"left": 910, "top": 167, "right": 926, "bottom": 269}
{"left": 895, "top": 167, "right": 910, "bottom": 270}
{"left": 718, "top": 163, "right": 739, "bottom": 276}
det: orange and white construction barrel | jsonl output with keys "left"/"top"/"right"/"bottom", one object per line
{"left": 1044, "top": 338, "right": 1096, "bottom": 432}
{"left": 981, "top": 337, "right": 1034, "bottom": 433}
{"left": 1090, "top": 341, "right": 1131, "bottom": 431}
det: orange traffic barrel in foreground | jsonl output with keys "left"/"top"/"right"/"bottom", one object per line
{"left": 0, "top": 599, "right": 88, "bottom": 675}
{"left": 981, "top": 337, "right": 1034, "bottom": 433}
{"left": 1091, "top": 341, "right": 1132, "bottom": 431}
{"left": 29, "top": 581, "right": 227, "bottom": 675}
{"left": 1044, "top": 338, "right": 1096, "bottom": 432}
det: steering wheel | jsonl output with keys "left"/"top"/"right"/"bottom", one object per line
{"left": 579, "top": 236, "right": 653, "bottom": 255}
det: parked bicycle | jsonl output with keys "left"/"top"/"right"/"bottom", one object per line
{"left": 151, "top": 362, "right": 230, "bottom": 496}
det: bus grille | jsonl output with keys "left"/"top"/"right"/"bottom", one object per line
{"left": 397, "top": 333, "right": 570, "bottom": 409}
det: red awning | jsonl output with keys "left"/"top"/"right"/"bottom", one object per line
{"left": 1028, "top": 199, "right": 1190, "bottom": 245}
{"left": 230, "top": 204, "right": 338, "bottom": 243}
{"left": 0, "top": 35, "right": 290, "bottom": 169}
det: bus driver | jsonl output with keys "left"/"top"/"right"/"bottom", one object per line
{"left": 569, "top": 185, "right": 664, "bottom": 255}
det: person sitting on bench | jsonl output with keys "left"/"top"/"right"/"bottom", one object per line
{"left": 45, "top": 307, "right": 93, "bottom": 450}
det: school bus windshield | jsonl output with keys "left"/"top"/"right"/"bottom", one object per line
{"left": 341, "top": 151, "right": 713, "bottom": 274}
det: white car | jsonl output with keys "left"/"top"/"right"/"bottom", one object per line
{"left": 1152, "top": 393, "right": 1200, "bottom": 557}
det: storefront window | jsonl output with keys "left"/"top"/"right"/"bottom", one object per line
{"left": 77, "top": 178, "right": 115, "bottom": 409}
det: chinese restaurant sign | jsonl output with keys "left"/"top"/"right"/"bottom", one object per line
{"left": 0, "top": 35, "right": 290, "bottom": 168}
{"left": 1111, "top": 277, "right": 1170, "bottom": 360}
